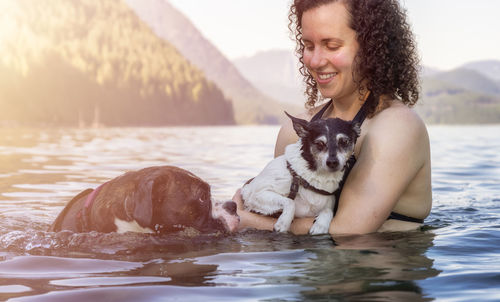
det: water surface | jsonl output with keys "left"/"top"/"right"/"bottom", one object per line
{"left": 0, "top": 125, "right": 499, "bottom": 301}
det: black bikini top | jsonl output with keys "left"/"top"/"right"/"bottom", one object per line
{"left": 309, "top": 95, "right": 424, "bottom": 224}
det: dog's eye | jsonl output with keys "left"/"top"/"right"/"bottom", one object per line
{"left": 314, "top": 141, "right": 326, "bottom": 151}
{"left": 338, "top": 138, "right": 349, "bottom": 148}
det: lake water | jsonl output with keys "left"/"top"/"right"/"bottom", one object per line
{"left": 0, "top": 125, "right": 499, "bottom": 301}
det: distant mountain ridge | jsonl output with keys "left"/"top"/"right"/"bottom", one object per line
{"left": 0, "top": 0, "right": 234, "bottom": 127}
{"left": 415, "top": 62, "right": 500, "bottom": 124}
{"left": 124, "top": 0, "right": 295, "bottom": 124}
{"left": 430, "top": 68, "right": 500, "bottom": 96}
{"left": 234, "top": 49, "right": 500, "bottom": 124}
{"left": 233, "top": 50, "right": 305, "bottom": 105}
{"left": 461, "top": 60, "right": 500, "bottom": 82}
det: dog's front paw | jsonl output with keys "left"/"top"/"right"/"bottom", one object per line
{"left": 309, "top": 220, "right": 330, "bottom": 235}
{"left": 273, "top": 217, "right": 292, "bottom": 233}
{"left": 309, "top": 209, "right": 333, "bottom": 235}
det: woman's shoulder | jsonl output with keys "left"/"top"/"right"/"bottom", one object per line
{"left": 364, "top": 100, "right": 429, "bottom": 156}
{"left": 274, "top": 114, "right": 300, "bottom": 158}
{"left": 370, "top": 100, "right": 427, "bottom": 134}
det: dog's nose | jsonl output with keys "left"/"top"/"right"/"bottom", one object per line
{"left": 222, "top": 201, "right": 237, "bottom": 215}
{"left": 326, "top": 158, "right": 339, "bottom": 170}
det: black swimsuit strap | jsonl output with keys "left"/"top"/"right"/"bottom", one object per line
{"left": 311, "top": 100, "right": 333, "bottom": 121}
{"left": 387, "top": 212, "right": 424, "bottom": 224}
{"left": 310, "top": 93, "right": 376, "bottom": 123}
{"left": 352, "top": 92, "right": 375, "bottom": 124}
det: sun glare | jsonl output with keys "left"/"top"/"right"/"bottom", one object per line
{"left": 0, "top": 2, "right": 17, "bottom": 38}
{"left": 0, "top": 1, "right": 19, "bottom": 61}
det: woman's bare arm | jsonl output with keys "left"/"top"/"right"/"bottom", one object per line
{"left": 233, "top": 189, "right": 314, "bottom": 234}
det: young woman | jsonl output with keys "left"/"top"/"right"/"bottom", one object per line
{"left": 234, "top": 0, "right": 432, "bottom": 235}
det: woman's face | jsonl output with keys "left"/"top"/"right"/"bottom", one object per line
{"left": 301, "top": 1, "right": 360, "bottom": 102}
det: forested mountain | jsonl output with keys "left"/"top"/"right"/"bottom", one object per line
{"left": 0, "top": 0, "right": 234, "bottom": 127}
{"left": 124, "top": 0, "right": 295, "bottom": 124}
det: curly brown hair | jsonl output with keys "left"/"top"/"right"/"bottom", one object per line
{"left": 289, "top": 0, "right": 420, "bottom": 117}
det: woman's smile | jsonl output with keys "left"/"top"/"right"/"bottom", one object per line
{"left": 316, "top": 72, "right": 338, "bottom": 85}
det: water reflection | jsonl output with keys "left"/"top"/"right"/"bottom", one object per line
{"left": 0, "top": 228, "right": 440, "bottom": 300}
{"left": 298, "top": 231, "right": 440, "bottom": 300}
{"left": 0, "top": 126, "right": 499, "bottom": 301}
{"left": 137, "top": 230, "right": 439, "bottom": 301}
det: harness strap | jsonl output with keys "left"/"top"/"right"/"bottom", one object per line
{"left": 78, "top": 183, "right": 106, "bottom": 232}
{"left": 286, "top": 161, "right": 335, "bottom": 200}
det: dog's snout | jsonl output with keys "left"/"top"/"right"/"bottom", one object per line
{"left": 326, "top": 158, "right": 339, "bottom": 170}
{"left": 222, "top": 201, "right": 237, "bottom": 215}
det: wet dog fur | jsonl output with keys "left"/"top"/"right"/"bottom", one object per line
{"left": 241, "top": 113, "right": 360, "bottom": 234}
{"left": 49, "top": 166, "right": 239, "bottom": 234}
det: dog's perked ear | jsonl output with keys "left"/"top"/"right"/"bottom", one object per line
{"left": 125, "top": 179, "right": 155, "bottom": 228}
{"left": 285, "top": 111, "right": 309, "bottom": 138}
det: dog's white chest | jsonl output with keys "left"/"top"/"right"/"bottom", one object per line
{"left": 293, "top": 190, "right": 333, "bottom": 217}
{"left": 114, "top": 217, "right": 154, "bottom": 234}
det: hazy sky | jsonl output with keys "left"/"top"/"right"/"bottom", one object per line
{"left": 168, "top": 0, "right": 500, "bottom": 71}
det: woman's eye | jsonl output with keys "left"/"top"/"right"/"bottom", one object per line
{"left": 326, "top": 44, "right": 340, "bottom": 51}
{"left": 303, "top": 43, "right": 314, "bottom": 51}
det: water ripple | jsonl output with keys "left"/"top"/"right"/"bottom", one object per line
{"left": 0, "top": 126, "right": 498, "bottom": 301}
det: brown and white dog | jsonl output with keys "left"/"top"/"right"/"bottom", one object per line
{"left": 49, "top": 166, "right": 239, "bottom": 234}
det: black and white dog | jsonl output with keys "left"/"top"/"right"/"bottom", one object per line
{"left": 241, "top": 112, "right": 360, "bottom": 234}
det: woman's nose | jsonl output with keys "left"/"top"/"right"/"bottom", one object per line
{"left": 309, "top": 48, "right": 327, "bottom": 69}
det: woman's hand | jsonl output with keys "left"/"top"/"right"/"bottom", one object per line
{"left": 232, "top": 189, "right": 247, "bottom": 230}
{"left": 232, "top": 189, "right": 276, "bottom": 232}
{"left": 232, "top": 189, "right": 244, "bottom": 212}
{"left": 232, "top": 188, "right": 255, "bottom": 231}
{"left": 232, "top": 189, "right": 315, "bottom": 234}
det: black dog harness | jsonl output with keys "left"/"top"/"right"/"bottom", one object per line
{"left": 286, "top": 161, "right": 335, "bottom": 200}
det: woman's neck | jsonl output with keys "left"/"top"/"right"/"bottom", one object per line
{"left": 326, "top": 91, "right": 370, "bottom": 120}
